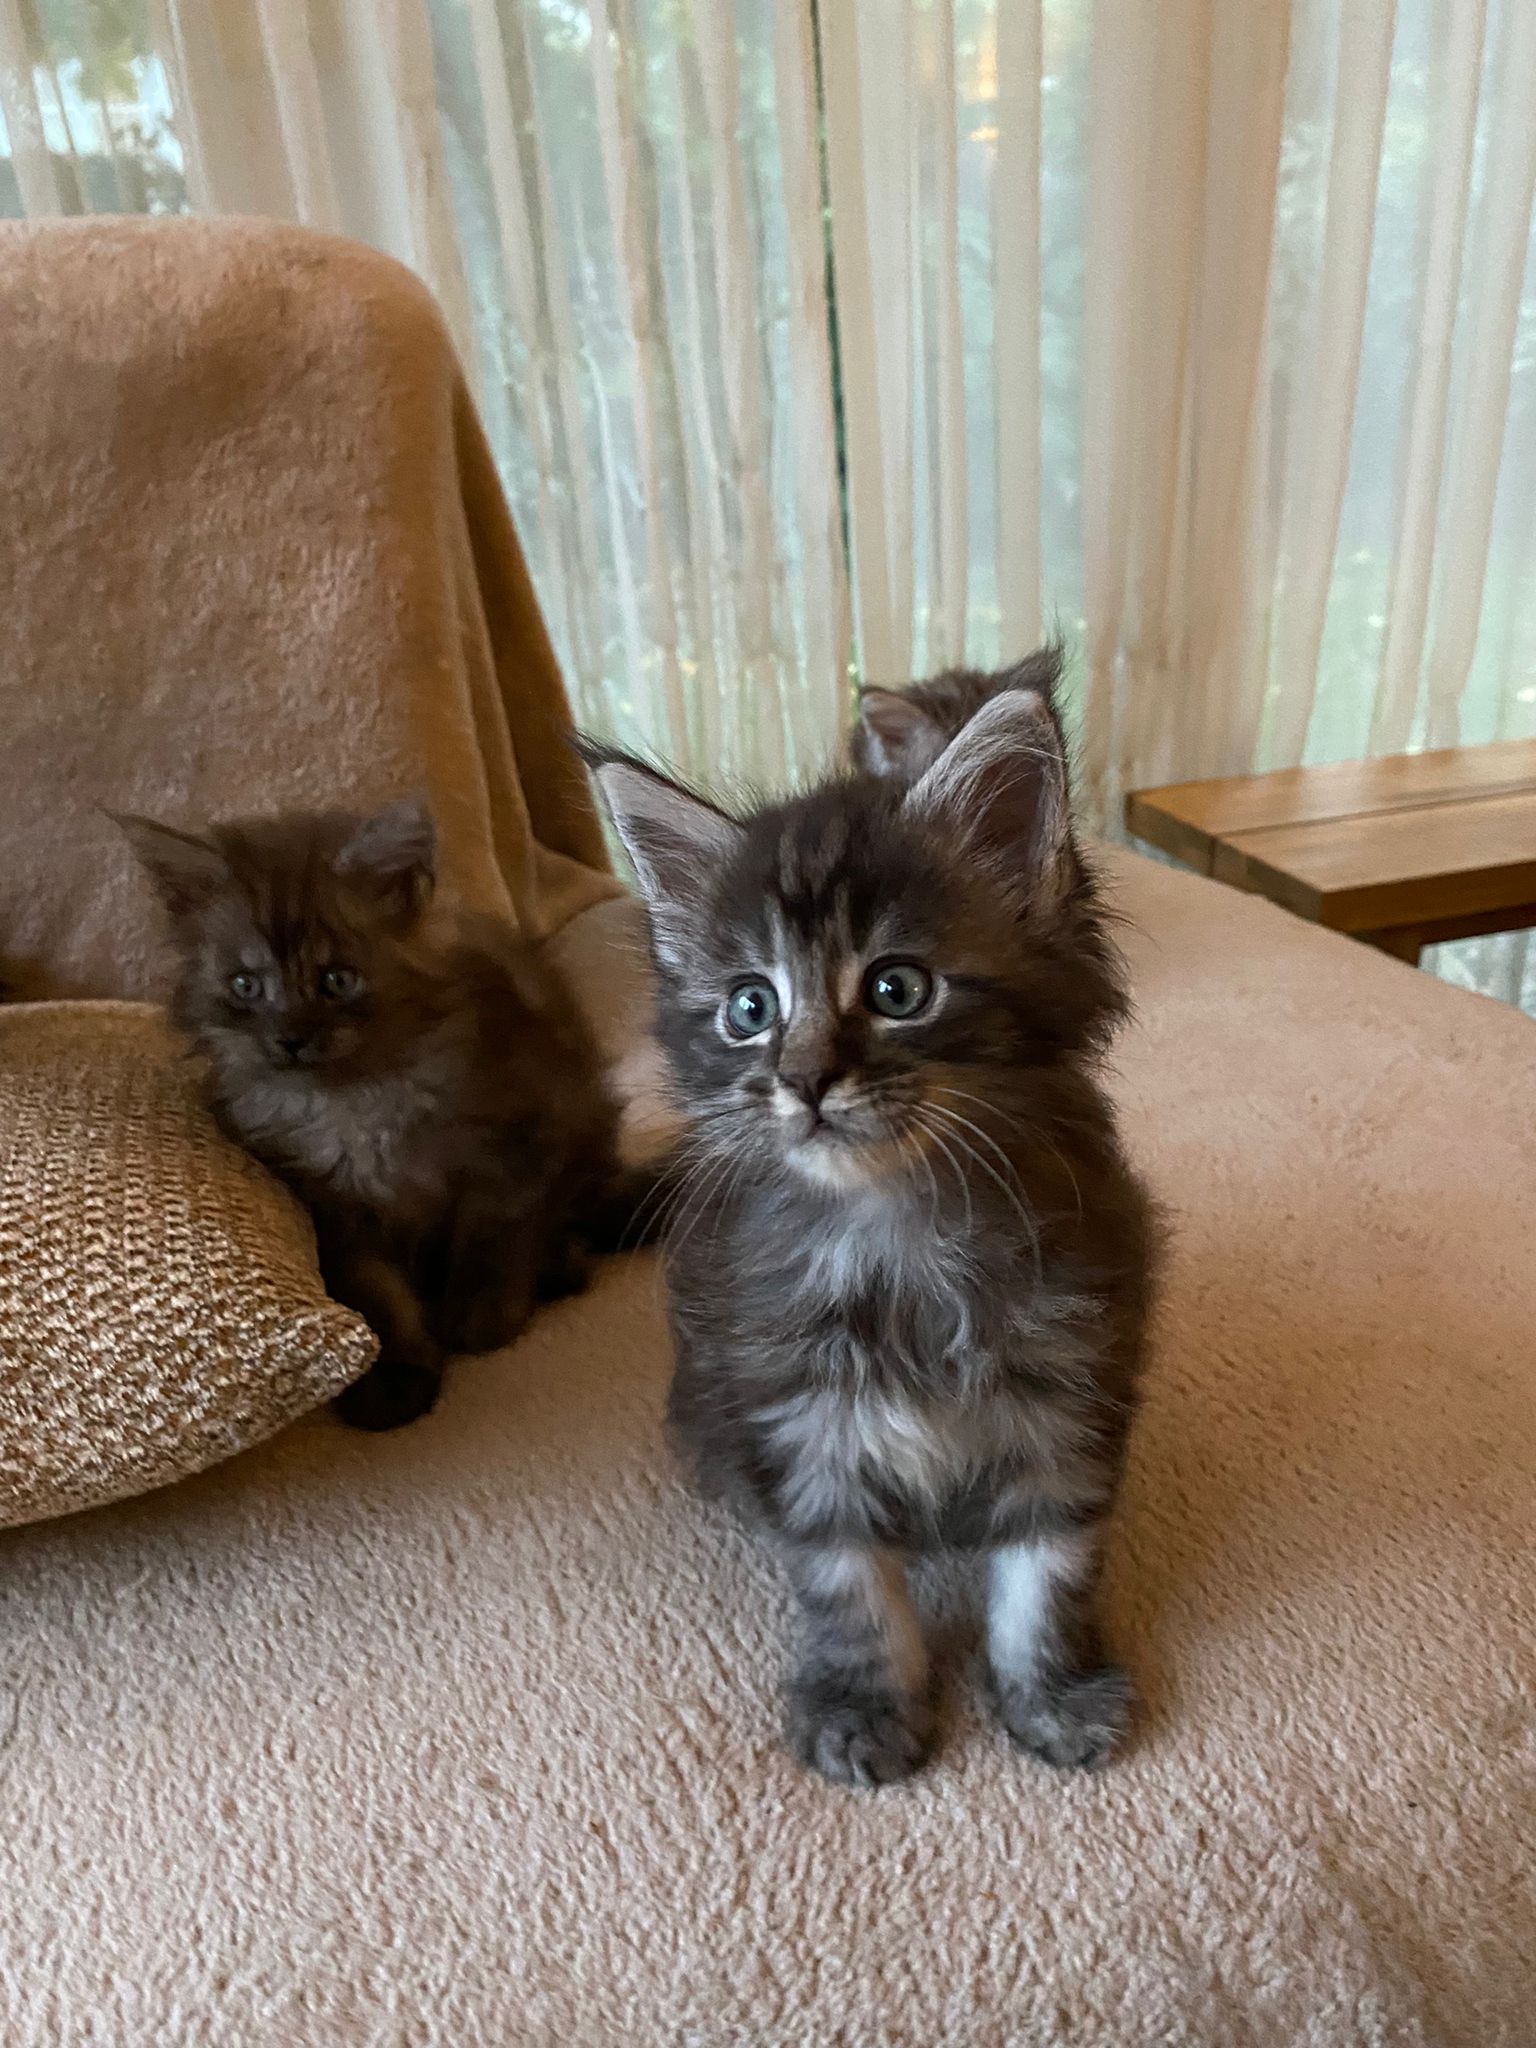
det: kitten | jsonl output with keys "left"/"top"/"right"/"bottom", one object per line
{"left": 582, "top": 684, "right": 1158, "bottom": 1787}
{"left": 120, "top": 797, "right": 639, "bottom": 1432}
{"left": 850, "top": 642, "right": 1066, "bottom": 781}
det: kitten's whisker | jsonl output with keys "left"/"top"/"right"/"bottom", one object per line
{"left": 894, "top": 1123, "right": 943, "bottom": 1237}
{"left": 928, "top": 1092, "right": 1026, "bottom": 1191}
{"left": 651, "top": 1104, "right": 772, "bottom": 1252}
{"left": 910, "top": 1109, "right": 975, "bottom": 1239}
{"left": 660, "top": 1141, "right": 742, "bottom": 1254}
{"left": 616, "top": 1134, "right": 715, "bottom": 1250}
{"left": 928, "top": 1090, "right": 1057, "bottom": 1231}
{"left": 653, "top": 1154, "right": 723, "bottom": 1251}
{"left": 633, "top": 1137, "right": 716, "bottom": 1252}
{"left": 1028, "top": 1128, "right": 1086, "bottom": 1227}
{"left": 920, "top": 1103, "right": 1044, "bottom": 1288}
{"left": 936, "top": 1084, "right": 1086, "bottom": 1226}
{"left": 615, "top": 1165, "right": 686, "bottom": 1253}
{"left": 926, "top": 1093, "right": 1053, "bottom": 1237}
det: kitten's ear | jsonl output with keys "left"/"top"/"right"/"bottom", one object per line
{"left": 336, "top": 796, "right": 436, "bottom": 919}
{"left": 904, "top": 688, "right": 1073, "bottom": 910}
{"left": 855, "top": 688, "right": 950, "bottom": 779}
{"left": 113, "top": 813, "right": 230, "bottom": 917}
{"left": 996, "top": 640, "right": 1066, "bottom": 705}
{"left": 576, "top": 740, "right": 743, "bottom": 966}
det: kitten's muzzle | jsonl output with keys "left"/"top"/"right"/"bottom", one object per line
{"left": 270, "top": 1032, "right": 322, "bottom": 1068}
{"left": 773, "top": 1071, "right": 869, "bottom": 1152}
{"left": 778, "top": 1068, "right": 835, "bottom": 1118}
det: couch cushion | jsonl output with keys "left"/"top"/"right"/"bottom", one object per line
{"left": 0, "top": 1002, "right": 375, "bottom": 1526}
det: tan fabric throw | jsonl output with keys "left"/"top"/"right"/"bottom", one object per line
{"left": 0, "top": 215, "right": 617, "bottom": 1002}
{"left": 0, "top": 1002, "right": 375, "bottom": 1527}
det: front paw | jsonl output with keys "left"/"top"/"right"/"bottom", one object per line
{"left": 333, "top": 1358, "right": 442, "bottom": 1432}
{"left": 787, "top": 1677, "right": 933, "bottom": 1789}
{"left": 994, "top": 1662, "right": 1134, "bottom": 1770}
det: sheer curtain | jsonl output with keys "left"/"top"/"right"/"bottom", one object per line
{"left": 0, "top": 0, "right": 848, "bottom": 786}
{"left": 3, "top": 0, "right": 1534, "bottom": 1005}
{"left": 815, "top": 0, "right": 1536, "bottom": 1008}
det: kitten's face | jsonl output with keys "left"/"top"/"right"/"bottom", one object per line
{"left": 586, "top": 688, "right": 1121, "bottom": 1198}
{"left": 119, "top": 800, "right": 437, "bottom": 1083}
{"left": 652, "top": 795, "right": 1028, "bottom": 1190}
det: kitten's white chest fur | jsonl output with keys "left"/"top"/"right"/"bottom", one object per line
{"left": 235, "top": 1065, "right": 446, "bottom": 1211}
{"left": 753, "top": 1194, "right": 993, "bottom": 1530}
{"left": 763, "top": 1385, "right": 966, "bottom": 1530}
{"left": 735, "top": 1183, "right": 1095, "bottom": 1539}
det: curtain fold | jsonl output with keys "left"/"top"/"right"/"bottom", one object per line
{"left": 10, "top": 0, "right": 849, "bottom": 788}
{"left": 3, "top": 0, "right": 1535, "bottom": 1011}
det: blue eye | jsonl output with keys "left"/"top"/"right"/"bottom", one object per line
{"left": 866, "top": 960, "right": 933, "bottom": 1019}
{"left": 725, "top": 978, "right": 779, "bottom": 1039}
{"left": 320, "top": 966, "right": 363, "bottom": 1002}
{"left": 227, "top": 971, "right": 260, "bottom": 1002}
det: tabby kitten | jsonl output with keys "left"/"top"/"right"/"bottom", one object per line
{"left": 850, "top": 642, "right": 1066, "bottom": 781}
{"left": 583, "top": 685, "right": 1157, "bottom": 1787}
{"left": 121, "top": 798, "right": 635, "bottom": 1432}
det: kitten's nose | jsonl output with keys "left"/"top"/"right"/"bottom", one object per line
{"left": 275, "top": 1033, "right": 310, "bottom": 1063}
{"left": 781, "top": 1069, "right": 834, "bottom": 1111}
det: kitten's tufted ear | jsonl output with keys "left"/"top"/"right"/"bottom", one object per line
{"left": 336, "top": 795, "right": 436, "bottom": 919}
{"left": 113, "top": 813, "right": 231, "bottom": 918}
{"left": 904, "top": 688, "right": 1072, "bottom": 909}
{"left": 576, "top": 740, "right": 743, "bottom": 966}
{"left": 853, "top": 688, "right": 951, "bottom": 780}
{"left": 996, "top": 640, "right": 1066, "bottom": 704}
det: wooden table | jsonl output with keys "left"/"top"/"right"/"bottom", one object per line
{"left": 1125, "top": 740, "right": 1536, "bottom": 963}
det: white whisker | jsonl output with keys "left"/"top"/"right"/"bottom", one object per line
{"left": 935, "top": 1083, "right": 1085, "bottom": 1228}
{"left": 920, "top": 1101, "right": 1044, "bottom": 1289}
{"left": 910, "top": 1108, "right": 975, "bottom": 1239}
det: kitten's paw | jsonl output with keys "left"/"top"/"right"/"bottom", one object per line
{"left": 995, "top": 1663, "right": 1134, "bottom": 1771}
{"left": 787, "top": 1682, "right": 933, "bottom": 1790}
{"left": 333, "top": 1359, "right": 442, "bottom": 1432}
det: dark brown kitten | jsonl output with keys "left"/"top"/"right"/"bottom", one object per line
{"left": 121, "top": 798, "right": 637, "bottom": 1431}
{"left": 850, "top": 642, "right": 1066, "bottom": 781}
{"left": 583, "top": 686, "right": 1158, "bottom": 1787}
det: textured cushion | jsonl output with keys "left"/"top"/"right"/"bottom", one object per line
{"left": 0, "top": 1002, "right": 376, "bottom": 1527}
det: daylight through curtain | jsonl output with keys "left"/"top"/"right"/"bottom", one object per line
{"left": 3, "top": 0, "right": 1534, "bottom": 1006}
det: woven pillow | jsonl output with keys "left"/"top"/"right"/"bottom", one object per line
{"left": 0, "top": 1002, "right": 376, "bottom": 1527}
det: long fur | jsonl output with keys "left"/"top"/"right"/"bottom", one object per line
{"left": 120, "top": 799, "right": 643, "bottom": 1431}
{"left": 581, "top": 671, "right": 1161, "bottom": 1787}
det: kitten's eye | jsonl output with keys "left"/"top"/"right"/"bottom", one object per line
{"left": 865, "top": 960, "right": 934, "bottom": 1020}
{"left": 724, "top": 978, "right": 779, "bottom": 1040}
{"left": 320, "top": 966, "right": 363, "bottom": 1002}
{"left": 227, "top": 971, "right": 261, "bottom": 1002}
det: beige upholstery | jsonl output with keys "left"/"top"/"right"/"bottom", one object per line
{"left": 0, "top": 1003, "right": 374, "bottom": 1528}
{"left": 0, "top": 214, "right": 619, "bottom": 1522}
{"left": 2, "top": 851, "right": 1531, "bottom": 2044}
{"left": 0, "top": 216, "right": 617, "bottom": 1004}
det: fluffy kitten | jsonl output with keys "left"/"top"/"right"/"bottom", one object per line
{"left": 850, "top": 642, "right": 1066, "bottom": 781}
{"left": 583, "top": 685, "right": 1158, "bottom": 1787}
{"left": 121, "top": 798, "right": 636, "bottom": 1432}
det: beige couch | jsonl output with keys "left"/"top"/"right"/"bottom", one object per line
{"left": 2, "top": 222, "right": 1532, "bottom": 2047}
